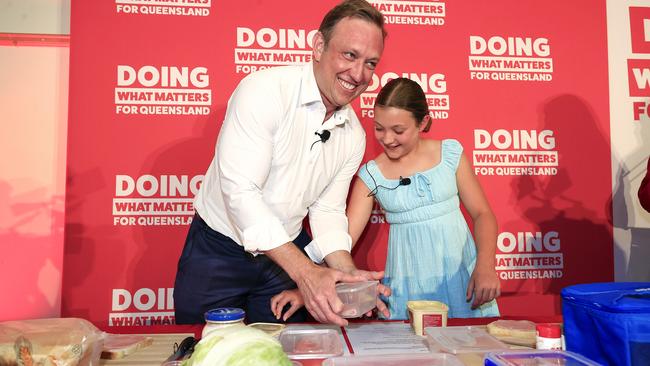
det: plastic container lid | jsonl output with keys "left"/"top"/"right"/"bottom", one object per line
{"left": 335, "top": 281, "right": 377, "bottom": 294}
{"left": 561, "top": 282, "right": 650, "bottom": 313}
{"left": 536, "top": 323, "right": 561, "bottom": 338}
{"left": 279, "top": 328, "right": 343, "bottom": 360}
{"left": 484, "top": 350, "right": 602, "bottom": 366}
{"left": 323, "top": 353, "right": 465, "bottom": 366}
{"left": 204, "top": 307, "right": 245, "bottom": 322}
{"left": 424, "top": 326, "right": 508, "bottom": 354}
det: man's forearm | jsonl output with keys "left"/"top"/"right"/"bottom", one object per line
{"left": 323, "top": 250, "right": 357, "bottom": 273}
{"left": 265, "top": 242, "right": 316, "bottom": 281}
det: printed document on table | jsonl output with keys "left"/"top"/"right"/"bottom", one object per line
{"left": 344, "top": 322, "right": 430, "bottom": 355}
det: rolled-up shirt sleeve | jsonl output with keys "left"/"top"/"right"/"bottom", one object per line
{"left": 305, "top": 132, "right": 366, "bottom": 263}
{"left": 217, "top": 78, "right": 291, "bottom": 253}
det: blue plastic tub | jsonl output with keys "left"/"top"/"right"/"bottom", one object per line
{"left": 484, "top": 350, "right": 601, "bottom": 366}
{"left": 561, "top": 282, "right": 650, "bottom": 366}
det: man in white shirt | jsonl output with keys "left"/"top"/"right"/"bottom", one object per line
{"left": 174, "top": 0, "right": 388, "bottom": 326}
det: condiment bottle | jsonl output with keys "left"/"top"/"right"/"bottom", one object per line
{"left": 535, "top": 323, "right": 562, "bottom": 350}
{"left": 202, "top": 307, "right": 246, "bottom": 338}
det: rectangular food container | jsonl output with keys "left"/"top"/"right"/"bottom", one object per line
{"left": 424, "top": 326, "right": 508, "bottom": 354}
{"left": 336, "top": 281, "right": 378, "bottom": 318}
{"left": 323, "top": 353, "right": 464, "bottom": 366}
{"left": 407, "top": 300, "right": 449, "bottom": 336}
{"left": 279, "top": 328, "right": 344, "bottom": 360}
{"left": 484, "top": 350, "right": 602, "bottom": 366}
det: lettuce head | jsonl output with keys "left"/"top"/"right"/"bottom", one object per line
{"left": 183, "top": 325, "right": 291, "bottom": 366}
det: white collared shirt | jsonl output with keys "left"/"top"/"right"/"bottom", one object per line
{"left": 194, "top": 63, "right": 366, "bottom": 263}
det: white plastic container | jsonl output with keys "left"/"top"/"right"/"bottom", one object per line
{"left": 407, "top": 300, "right": 449, "bottom": 336}
{"left": 201, "top": 307, "right": 245, "bottom": 338}
{"left": 323, "top": 353, "right": 464, "bottom": 366}
{"left": 424, "top": 326, "right": 508, "bottom": 354}
{"left": 335, "top": 281, "right": 377, "bottom": 318}
{"left": 279, "top": 328, "right": 344, "bottom": 360}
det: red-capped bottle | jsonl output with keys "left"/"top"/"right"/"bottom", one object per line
{"left": 535, "top": 323, "right": 562, "bottom": 350}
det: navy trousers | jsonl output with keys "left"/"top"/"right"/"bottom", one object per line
{"left": 173, "top": 213, "right": 310, "bottom": 324}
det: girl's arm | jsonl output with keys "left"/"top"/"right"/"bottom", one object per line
{"left": 346, "top": 177, "right": 375, "bottom": 247}
{"left": 456, "top": 153, "right": 501, "bottom": 309}
{"left": 345, "top": 176, "right": 392, "bottom": 318}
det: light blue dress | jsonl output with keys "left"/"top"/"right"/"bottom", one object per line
{"left": 358, "top": 139, "right": 500, "bottom": 319}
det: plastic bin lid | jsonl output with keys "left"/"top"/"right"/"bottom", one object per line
{"left": 335, "top": 281, "right": 377, "bottom": 293}
{"left": 561, "top": 282, "right": 650, "bottom": 313}
{"left": 279, "top": 328, "right": 343, "bottom": 360}
{"left": 323, "top": 353, "right": 464, "bottom": 366}
{"left": 424, "top": 326, "right": 508, "bottom": 354}
{"left": 484, "top": 350, "right": 602, "bottom": 366}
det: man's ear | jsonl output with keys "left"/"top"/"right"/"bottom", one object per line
{"left": 313, "top": 32, "right": 325, "bottom": 62}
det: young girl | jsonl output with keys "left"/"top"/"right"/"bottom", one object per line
{"left": 271, "top": 77, "right": 499, "bottom": 321}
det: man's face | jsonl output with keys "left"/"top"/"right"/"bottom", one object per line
{"left": 313, "top": 17, "right": 384, "bottom": 114}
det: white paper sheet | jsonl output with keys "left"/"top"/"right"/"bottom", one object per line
{"left": 343, "top": 322, "right": 430, "bottom": 355}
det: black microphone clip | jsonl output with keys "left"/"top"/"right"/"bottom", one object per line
{"left": 315, "top": 130, "right": 331, "bottom": 143}
{"left": 399, "top": 176, "right": 411, "bottom": 186}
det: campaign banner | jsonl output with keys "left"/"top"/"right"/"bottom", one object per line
{"left": 65, "top": 0, "right": 612, "bottom": 327}
{"left": 607, "top": 0, "right": 650, "bottom": 282}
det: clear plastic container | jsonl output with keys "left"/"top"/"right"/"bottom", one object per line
{"left": 323, "top": 353, "right": 465, "bottom": 366}
{"left": 335, "top": 281, "right": 378, "bottom": 318}
{"left": 0, "top": 318, "right": 106, "bottom": 366}
{"left": 279, "top": 328, "right": 344, "bottom": 360}
{"left": 202, "top": 307, "right": 245, "bottom": 338}
{"left": 424, "top": 326, "right": 508, "bottom": 354}
{"left": 407, "top": 300, "right": 449, "bottom": 336}
{"left": 484, "top": 350, "right": 601, "bottom": 366}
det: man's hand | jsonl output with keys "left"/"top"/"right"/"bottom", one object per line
{"left": 466, "top": 265, "right": 501, "bottom": 309}
{"left": 266, "top": 241, "right": 368, "bottom": 325}
{"left": 294, "top": 265, "right": 366, "bottom": 326}
{"left": 271, "top": 289, "right": 304, "bottom": 321}
{"left": 349, "top": 269, "right": 391, "bottom": 318}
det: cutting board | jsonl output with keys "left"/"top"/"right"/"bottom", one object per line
{"left": 101, "top": 334, "right": 154, "bottom": 359}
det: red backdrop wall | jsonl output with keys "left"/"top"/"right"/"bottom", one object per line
{"left": 65, "top": 0, "right": 612, "bottom": 328}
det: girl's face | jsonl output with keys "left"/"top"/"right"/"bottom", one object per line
{"left": 373, "top": 105, "right": 426, "bottom": 160}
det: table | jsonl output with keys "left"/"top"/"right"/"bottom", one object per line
{"left": 100, "top": 317, "right": 558, "bottom": 366}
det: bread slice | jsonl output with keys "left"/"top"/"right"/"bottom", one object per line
{"left": 486, "top": 320, "right": 536, "bottom": 347}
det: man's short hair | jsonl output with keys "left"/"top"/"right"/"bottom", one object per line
{"left": 318, "top": 0, "right": 387, "bottom": 46}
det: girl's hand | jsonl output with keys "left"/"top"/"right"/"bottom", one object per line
{"left": 466, "top": 266, "right": 501, "bottom": 309}
{"left": 271, "top": 289, "right": 305, "bottom": 321}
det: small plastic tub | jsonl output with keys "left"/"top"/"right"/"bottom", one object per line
{"left": 407, "top": 300, "right": 449, "bottom": 336}
{"left": 484, "top": 350, "right": 601, "bottom": 366}
{"left": 424, "top": 326, "right": 508, "bottom": 354}
{"left": 336, "top": 281, "right": 377, "bottom": 318}
{"left": 279, "top": 328, "right": 343, "bottom": 360}
{"left": 323, "top": 353, "right": 465, "bottom": 366}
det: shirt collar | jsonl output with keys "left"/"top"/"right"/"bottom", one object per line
{"left": 301, "top": 63, "right": 351, "bottom": 130}
{"left": 300, "top": 62, "right": 324, "bottom": 106}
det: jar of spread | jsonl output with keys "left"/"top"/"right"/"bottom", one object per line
{"left": 202, "top": 308, "right": 246, "bottom": 338}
